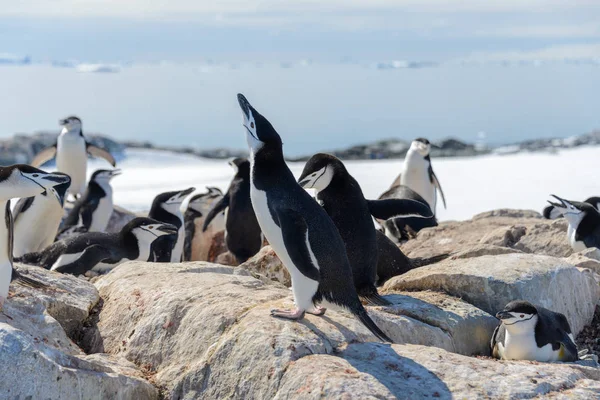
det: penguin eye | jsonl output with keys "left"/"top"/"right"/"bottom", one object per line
{"left": 520, "top": 314, "right": 524, "bottom": 318}
{"left": 32, "top": 174, "right": 39, "bottom": 177}
{"left": 148, "top": 226, "right": 154, "bottom": 229}
{"left": 250, "top": 122, "right": 255, "bottom": 129}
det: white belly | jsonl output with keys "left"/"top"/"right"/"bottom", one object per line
{"left": 13, "top": 198, "right": 64, "bottom": 257}
{"left": 170, "top": 227, "right": 185, "bottom": 263}
{"left": 50, "top": 252, "right": 83, "bottom": 271}
{"left": 57, "top": 136, "right": 88, "bottom": 196}
{"left": 88, "top": 196, "right": 113, "bottom": 232}
{"left": 0, "top": 261, "right": 11, "bottom": 302}
{"left": 92, "top": 259, "right": 124, "bottom": 273}
{"left": 503, "top": 332, "right": 558, "bottom": 362}
{"left": 568, "top": 225, "right": 588, "bottom": 252}
{"left": 400, "top": 152, "right": 436, "bottom": 212}
{"left": 250, "top": 182, "right": 318, "bottom": 311}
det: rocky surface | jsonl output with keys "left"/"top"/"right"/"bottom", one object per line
{"left": 239, "top": 246, "right": 291, "bottom": 286}
{"left": 1, "top": 264, "right": 157, "bottom": 399}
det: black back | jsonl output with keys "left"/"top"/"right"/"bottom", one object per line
{"left": 148, "top": 191, "right": 184, "bottom": 262}
{"left": 378, "top": 185, "right": 437, "bottom": 241}
{"left": 375, "top": 230, "right": 416, "bottom": 285}
{"left": 61, "top": 179, "right": 107, "bottom": 232}
{"left": 572, "top": 202, "right": 600, "bottom": 248}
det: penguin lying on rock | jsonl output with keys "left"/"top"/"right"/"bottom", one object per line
{"left": 298, "top": 153, "right": 436, "bottom": 304}
{"left": 491, "top": 300, "right": 579, "bottom": 362}
{"left": 547, "top": 194, "right": 600, "bottom": 251}
{"left": 237, "top": 93, "right": 390, "bottom": 342}
{"left": 17, "top": 218, "right": 178, "bottom": 275}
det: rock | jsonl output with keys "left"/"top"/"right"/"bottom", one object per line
{"left": 383, "top": 253, "right": 600, "bottom": 334}
{"left": 1, "top": 271, "right": 157, "bottom": 399}
{"left": 13, "top": 263, "right": 100, "bottom": 336}
{"left": 566, "top": 249, "right": 600, "bottom": 275}
{"left": 215, "top": 251, "right": 238, "bottom": 266}
{"left": 401, "top": 211, "right": 571, "bottom": 259}
{"left": 206, "top": 230, "right": 228, "bottom": 263}
{"left": 105, "top": 205, "right": 138, "bottom": 233}
{"left": 451, "top": 244, "right": 524, "bottom": 259}
{"left": 189, "top": 218, "right": 224, "bottom": 262}
{"left": 239, "top": 246, "right": 291, "bottom": 286}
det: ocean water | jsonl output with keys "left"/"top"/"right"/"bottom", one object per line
{"left": 89, "top": 146, "right": 600, "bottom": 221}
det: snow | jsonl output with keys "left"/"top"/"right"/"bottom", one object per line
{"left": 75, "top": 63, "right": 122, "bottom": 73}
{"left": 86, "top": 146, "right": 600, "bottom": 222}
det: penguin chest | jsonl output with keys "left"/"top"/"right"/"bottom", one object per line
{"left": 14, "top": 199, "right": 63, "bottom": 256}
{"left": 503, "top": 333, "right": 556, "bottom": 362}
{"left": 170, "top": 227, "right": 185, "bottom": 263}
{"left": 0, "top": 261, "right": 11, "bottom": 300}
{"left": 401, "top": 166, "right": 435, "bottom": 210}
{"left": 57, "top": 136, "right": 87, "bottom": 194}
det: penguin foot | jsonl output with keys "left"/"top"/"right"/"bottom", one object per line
{"left": 270, "top": 308, "right": 305, "bottom": 320}
{"left": 306, "top": 306, "right": 327, "bottom": 316}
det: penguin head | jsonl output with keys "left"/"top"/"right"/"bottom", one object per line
{"left": 237, "top": 94, "right": 282, "bottom": 153}
{"left": 186, "top": 187, "right": 223, "bottom": 214}
{"left": 126, "top": 218, "right": 178, "bottom": 246}
{"left": 59, "top": 116, "right": 82, "bottom": 134}
{"left": 153, "top": 187, "right": 195, "bottom": 215}
{"left": 298, "top": 153, "right": 343, "bottom": 193}
{"left": 0, "top": 165, "right": 72, "bottom": 200}
{"left": 228, "top": 157, "right": 250, "bottom": 175}
{"left": 91, "top": 169, "right": 121, "bottom": 184}
{"left": 548, "top": 195, "right": 594, "bottom": 228}
{"left": 48, "top": 172, "right": 71, "bottom": 206}
{"left": 496, "top": 301, "right": 538, "bottom": 334}
{"left": 411, "top": 138, "right": 431, "bottom": 157}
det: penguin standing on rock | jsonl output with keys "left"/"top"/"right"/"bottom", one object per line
{"left": 203, "top": 158, "right": 262, "bottom": 264}
{"left": 148, "top": 187, "right": 195, "bottom": 262}
{"left": 547, "top": 194, "right": 600, "bottom": 252}
{"left": 398, "top": 138, "right": 446, "bottom": 216}
{"left": 491, "top": 300, "right": 579, "bottom": 362}
{"left": 236, "top": 93, "right": 390, "bottom": 342}
{"left": 182, "top": 187, "right": 225, "bottom": 262}
{"left": 31, "top": 116, "right": 117, "bottom": 199}
{"left": 58, "top": 169, "right": 121, "bottom": 238}
{"left": 298, "top": 153, "right": 434, "bottom": 304}
{"left": 17, "top": 218, "right": 178, "bottom": 275}
{"left": 0, "top": 165, "right": 72, "bottom": 311}
{"left": 12, "top": 172, "right": 71, "bottom": 257}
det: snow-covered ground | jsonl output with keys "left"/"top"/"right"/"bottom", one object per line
{"left": 87, "top": 146, "right": 600, "bottom": 221}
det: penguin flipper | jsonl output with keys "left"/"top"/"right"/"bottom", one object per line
{"left": 12, "top": 196, "right": 35, "bottom": 222}
{"left": 202, "top": 194, "right": 229, "bottom": 232}
{"left": 366, "top": 199, "right": 434, "bottom": 220}
{"left": 11, "top": 267, "right": 47, "bottom": 289}
{"left": 30, "top": 145, "right": 57, "bottom": 167}
{"left": 52, "top": 245, "right": 115, "bottom": 275}
{"left": 274, "top": 208, "right": 320, "bottom": 282}
{"left": 79, "top": 198, "right": 100, "bottom": 230}
{"left": 86, "top": 144, "right": 117, "bottom": 167}
{"left": 429, "top": 166, "right": 447, "bottom": 209}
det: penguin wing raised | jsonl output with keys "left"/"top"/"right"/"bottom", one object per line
{"left": 366, "top": 199, "right": 434, "bottom": 220}
{"left": 86, "top": 143, "right": 117, "bottom": 166}
{"left": 428, "top": 165, "right": 447, "bottom": 209}
{"left": 12, "top": 196, "right": 36, "bottom": 222}
{"left": 274, "top": 208, "right": 320, "bottom": 281}
{"left": 202, "top": 193, "right": 230, "bottom": 232}
{"left": 51, "top": 244, "right": 118, "bottom": 275}
{"left": 30, "top": 145, "right": 57, "bottom": 167}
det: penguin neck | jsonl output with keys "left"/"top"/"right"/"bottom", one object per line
{"left": 0, "top": 200, "right": 12, "bottom": 266}
{"left": 250, "top": 145, "right": 293, "bottom": 188}
{"left": 318, "top": 172, "right": 356, "bottom": 202}
{"left": 61, "top": 127, "right": 83, "bottom": 137}
{"left": 92, "top": 179, "right": 112, "bottom": 196}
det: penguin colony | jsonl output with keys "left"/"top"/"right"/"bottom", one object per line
{"left": 0, "top": 102, "right": 589, "bottom": 363}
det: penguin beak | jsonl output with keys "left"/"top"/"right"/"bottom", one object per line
{"left": 238, "top": 94, "right": 251, "bottom": 120}
{"left": 299, "top": 179, "right": 310, "bottom": 188}
{"left": 157, "top": 224, "right": 178, "bottom": 235}
{"left": 110, "top": 169, "right": 122, "bottom": 177}
{"left": 496, "top": 311, "right": 513, "bottom": 320}
{"left": 59, "top": 119, "right": 68, "bottom": 126}
{"left": 548, "top": 194, "right": 570, "bottom": 210}
{"left": 179, "top": 187, "right": 195, "bottom": 198}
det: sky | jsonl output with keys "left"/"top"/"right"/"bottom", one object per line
{"left": 0, "top": 1, "right": 598, "bottom": 155}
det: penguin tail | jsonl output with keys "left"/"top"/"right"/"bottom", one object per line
{"left": 12, "top": 270, "right": 47, "bottom": 289}
{"left": 358, "top": 287, "right": 391, "bottom": 306}
{"left": 410, "top": 253, "right": 450, "bottom": 268}
{"left": 354, "top": 306, "right": 393, "bottom": 343}
{"left": 15, "top": 252, "right": 43, "bottom": 267}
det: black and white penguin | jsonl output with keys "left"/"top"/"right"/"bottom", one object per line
{"left": 377, "top": 184, "right": 438, "bottom": 243}
{"left": 12, "top": 172, "right": 71, "bottom": 257}
{"left": 547, "top": 194, "right": 600, "bottom": 252}
{"left": 0, "top": 165, "right": 72, "bottom": 310}
{"left": 148, "top": 187, "right": 195, "bottom": 262}
{"left": 203, "top": 158, "right": 262, "bottom": 264}
{"left": 31, "top": 116, "right": 117, "bottom": 199}
{"left": 543, "top": 196, "right": 600, "bottom": 220}
{"left": 491, "top": 300, "right": 578, "bottom": 362}
{"left": 398, "top": 138, "right": 446, "bottom": 215}
{"left": 58, "top": 169, "right": 121, "bottom": 238}
{"left": 298, "top": 153, "right": 433, "bottom": 305}
{"left": 237, "top": 93, "right": 390, "bottom": 342}
{"left": 17, "top": 218, "right": 178, "bottom": 275}
{"left": 182, "top": 187, "right": 225, "bottom": 262}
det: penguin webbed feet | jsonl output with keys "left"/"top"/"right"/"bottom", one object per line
{"left": 270, "top": 308, "right": 306, "bottom": 320}
{"left": 306, "top": 306, "right": 327, "bottom": 316}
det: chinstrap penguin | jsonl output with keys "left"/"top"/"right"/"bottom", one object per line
{"left": 12, "top": 172, "right": 71, "bottom": 257}
{"left": 543, "top": 196, "right": 600, "bottom": 220}
{"left": 31, "top": 116, "right": 116, "bottom": 199}
{"left": 203, "top": 158, "right": 262, "bottom": 264}
{"left": 58, "top": 169, "right": 121, "bottom": 238}
{"left": 547, "top": 194, "right": 600, "bottom": 252}
{"left": 237, "top": 93, "right": 390, "bottom": 342}
{"left": 18, "top": 218, "right": 178, "bottom": 275}
{"left": 298, "top": 153, "right": 433, "bottom": 305}
{"left": 0, "top": 165, "right": 72, "bottom": 310}
{"left": 491, "top": 300, "right": 578, "bottom": 362}
{"left": 377, "top": 185, "right": 438, "bottom": 243}
{"left": 183, "top": 187, "right": 225, "bottom": 261}
{"left": 398, "top": 138, "right": 446, "bottom": 216}
{"left": 148, "top": 187, "right": 195, "bottom": 262}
